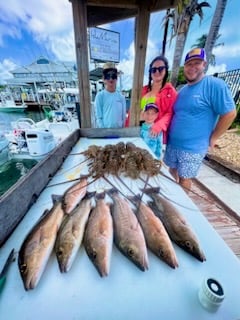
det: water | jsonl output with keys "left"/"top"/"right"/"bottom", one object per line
{"left": 0, "top": 158, "right": 38, "bottom": 197}
{"left": 0, "top": 109, "right": 45, "bottom": 132}
{"left": 0, "top": 109, "right": 44, "bottom": 197}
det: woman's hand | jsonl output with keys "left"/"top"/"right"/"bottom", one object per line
{"left": 150, "top": 127, "right": 160, "bottom": 137}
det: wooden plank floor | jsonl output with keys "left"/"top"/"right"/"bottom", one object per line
{"left": 188, "top": 180, "right": 240, "bottom": 259}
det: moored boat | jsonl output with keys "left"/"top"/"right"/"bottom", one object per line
{"left": 5, "top": 113, "right": 79, "bottom": 161}
{"left": 0, "top": 94, "right": 27, "bottom": 113}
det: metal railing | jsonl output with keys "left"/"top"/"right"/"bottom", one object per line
{"left": 213, "top": 69, "right": 240, "bottom": 105}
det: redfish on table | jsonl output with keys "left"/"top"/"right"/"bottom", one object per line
{"left": 108, "top": 188, "right": 149, "bottom": 271}
{"left": 84, "top": 192, "right": 113, "bottom": 277}
{"left": 143, "top": 187, "right": 206, "bottom": 262}
{"left": 55, "top": 191, "right": 95, "bottom": 273}
{"left": 18, "top": 195, "right": 65, "bottom": 291}
{"left": 62, "top": 175, "right": 88, "bottom": 214}
{"left": 130, "top": 195, "right": 178, "bottom": 269}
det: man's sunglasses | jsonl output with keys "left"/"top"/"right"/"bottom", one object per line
{"left": 150, "top": 66, "right": 166, "bottom": 74}
{"left": 104, "top": 73, "right": 117, "bottom": 80}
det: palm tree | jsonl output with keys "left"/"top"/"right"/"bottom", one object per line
{"left": 191, "top": 34, "right": 207, "bottom": 48}
{"left": 163, "top": 0, "right": 211, "bottom": 87}
{"left": 191, "top": 33, "right": 224, "bottom": 65}
{"left": 204, "top": 0, "right": 228, "bottom": 71}
{"left": 162, "top": 8, "right": 170, "bottom": 56}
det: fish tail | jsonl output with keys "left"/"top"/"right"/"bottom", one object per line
{"left": 83, "top": 191, "right": 96, "bottom": 199}
{"left": 127, "top": 194, "right": 141, "bottom": 205}
{"left": 128, "top": 194, "right": 141, "bottom": 201}
{"left": 106, "top": 188, "right": 118, "bottom": 196}
{"left": 141, "top": 187, "right": 160, "bottom": 195}
{"left": 95, "top": 191, "right": 106, "bottom": 200}
{"left": 79, "top": 174, "right": 89, "bottom": 179}
{"left": 51, "top": 194, "right": 63, "bottom": 204}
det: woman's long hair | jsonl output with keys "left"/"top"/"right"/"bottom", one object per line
{"left": 147, "top": 56, "right": 169, "bottom": 91}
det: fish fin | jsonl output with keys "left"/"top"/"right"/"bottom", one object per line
{"left": 147, "top": 200, "right": 155, "bottom": 208}
{"left": 79, "top": 174, "right": 89, "bottom": 179}
{"left": 106, "top": 188, "right": 118, "bottom": 196}
{"left": 127, "top": 194, "right": 141, "bottom": 201}
{"left": 41, "top": 209, "right": 50, "bottom": 217}
{"left": 51, "top": 194, "right": 63, "bottom": 204}
{"left": 147, "top": 201, "right": 163, "bottom": 217}
{"left": 95, "top": 191, "right": 106, "bottom": 200}
{"left": 83, "top": 191, "right": 96, "bottom": 200}
{"left": 141, "top": 187, "right": 160, "bottom": 194}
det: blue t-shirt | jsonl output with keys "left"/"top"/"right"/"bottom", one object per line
{"left": 168, "top": 76, "right": 235, "bottom": 153}
{"left": 94, "top": 89, "right": 126, "bottom": 128}
{"left": 140, "top": 123, "right": 162, "bottom": 159}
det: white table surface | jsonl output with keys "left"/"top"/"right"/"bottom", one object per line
{"left": 0, "top": 137, "right": 240, "bottom": 320}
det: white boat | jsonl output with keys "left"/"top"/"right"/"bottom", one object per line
{"left": 62, "top": 87, "right": 79, "bottom": 111}
{"left": 0, "top": 132, "right": 9, "bottom": 165}
{"left": 5, "top": 112, "right": 79, "bottom": 161}
{"left": 0, "top": 94, "right": 27, "bottom": 112}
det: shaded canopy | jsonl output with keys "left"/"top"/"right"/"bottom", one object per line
{"left": 86, "top": 0, "right": 177, "bottom": 26}
{"left": 89, "top": 67, "right": 103, "bottom": 81}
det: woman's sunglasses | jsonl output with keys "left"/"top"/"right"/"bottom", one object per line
{"left": 104, "top": 72, "right": 117, "bottom": 80}
{"left": 150, "top": 66, "right": 166, "bottom": 74}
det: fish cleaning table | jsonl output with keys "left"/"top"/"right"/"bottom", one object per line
{"left": 0, "top": 136, "right": 240, "bottom": 320}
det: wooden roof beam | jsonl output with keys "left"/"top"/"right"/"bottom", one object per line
{"left": 87, "top": 0, "right": 138, "bottom": 9}
{"left": 86, "top": 0, "right": 177, "bottom": 10}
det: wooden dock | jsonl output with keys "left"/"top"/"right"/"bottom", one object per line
{"left": 189, "top": 179, "right": 240, "bottom": 259}
{"left": 16, "top": 100, "right": 52, "bottom": 110}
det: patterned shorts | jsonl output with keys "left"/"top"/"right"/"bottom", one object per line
{"left": 163, "top": 145, "right": 205, "bottom": 178}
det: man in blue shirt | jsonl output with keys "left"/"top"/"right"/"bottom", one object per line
{"left": 94, "top": 62, "right": 126, "bottom": 128}
{"left": 164, "top": 48, "right": 236, "bottom": 191}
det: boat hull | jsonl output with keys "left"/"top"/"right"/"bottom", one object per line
{"left": 0, "top": 107, "right": 27, "bottom": 112}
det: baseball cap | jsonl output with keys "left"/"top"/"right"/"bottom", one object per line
{"left": 144, "top": 103, "right": 159, "bottom": 112}
{"left": 184, "top": 48, "right": 206, "bottom": 64}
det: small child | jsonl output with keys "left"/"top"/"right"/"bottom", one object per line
{"left": 140, "top": 103, "right": 162, "bottom": 159}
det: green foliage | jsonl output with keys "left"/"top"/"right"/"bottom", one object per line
{"left": 176, "top": 66, "right": 187, "bottom": 87}
{"left": 191, "top": 33, "right": 224, "bottom": 66}
{"left": 0, "top": 85, "right": 7, "bottom": 91}
{"left": 231, "top": 104, "right": 240, "bottom": 129}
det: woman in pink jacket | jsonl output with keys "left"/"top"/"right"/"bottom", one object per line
{"left": 140, "top": 56, "right": 177, "bottom": 145}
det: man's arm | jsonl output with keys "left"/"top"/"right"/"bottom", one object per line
{"left": 209, "top": 109, "right": 237, "bottom": 149}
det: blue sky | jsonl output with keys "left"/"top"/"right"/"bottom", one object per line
{"left": 0, "top": 0, "right": 239, "bottom": 90}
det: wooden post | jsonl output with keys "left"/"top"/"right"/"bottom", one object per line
{"left": 130, "top": 3, "right": 150, "bottom": 126}
{"left": 70, "top": 0, "right": 91, "bottom": 128}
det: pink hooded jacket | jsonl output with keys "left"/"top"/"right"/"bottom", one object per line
{"left": 141, "top": 82, "right": 177, "bottom": 143}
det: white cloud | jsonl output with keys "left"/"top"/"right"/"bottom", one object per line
{"left": 118, "top": 42, "right": 135, "bottom": 90}
{"left": 206, "top": 63, "right": 227, "bottom": 75}
{"left": 0, "top": 59, "right": 16, "bottom": 84}
{"left": 213, "top": 44, "right": 240, "bottom": 58}
{"left": 46, "top": 30, "right": 76, "bottom": 62}
{"left": 118, "top": 37, "right": 165, "bottom": 90}
{"left": 0, "top": 0, "right": 75, "bottom": 62}
{"left": 0, "top": 0, "right": 239, "bottom": 87}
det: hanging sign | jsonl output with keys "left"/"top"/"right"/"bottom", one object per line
{"left": 89, "top": 27, "right": 120, "bottom": 62}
